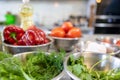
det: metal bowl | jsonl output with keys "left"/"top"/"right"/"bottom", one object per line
{"left": 64, "top": 52, "right": 120, "bottom": 80}
{"left": 96, "top": 36, "right": 120, "bottom": 47}
{"left": 3, "top": 37, "right": 53, "bottom": 55}
{"left": 14, "top": 51, "right": 64, "bottom": 80}
{"left": 51, "top": 36, "right": 80, "bottom": 52}
{"left": 96, "top": 37, "right": 120, "bottom": 54}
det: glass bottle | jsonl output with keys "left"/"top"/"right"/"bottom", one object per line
{"left": 19, "top": 0, "right": 33, "bottom": 30}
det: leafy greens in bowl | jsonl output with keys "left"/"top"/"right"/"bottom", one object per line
{"left": 64, "top": 52, "right": 120, "bottom": 80}
{"left": 0, "top": 50, "right": 65, "bottom": 80}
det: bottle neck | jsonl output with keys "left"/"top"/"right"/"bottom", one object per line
{"left": 22, "top": 0, "right": 30, "bottom": 3}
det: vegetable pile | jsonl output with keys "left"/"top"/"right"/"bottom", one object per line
{"left": 3, "top": 25, "right": 49, "bottom": 46}
{"left": 68, "top": 55, "right": 120, "bottom": 80}
{"left": 0, "top": 50, "right": 65, "bottom": 80}
{"left": 100, "top": 38, "right": 120, "bottom": 46}
{"left": 116, "top": 40, "right": 120, "bottom": 46}
{"left": 50, "top": 21, "right": 82, "bottom": 38}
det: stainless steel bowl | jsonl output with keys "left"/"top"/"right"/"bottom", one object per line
{"left": 64, "top": 52, "right": 120, "bottom": 80}
{"left": 14, "top": 52, "right": 64, "bottom": 80}
{"left": 96, "top": 37, "right": 120, "bottom": 54}
{"left": 51, "top": 36, "right": 80, "bottom": 51}
{"left": 96, "top": 36, "right": 120, "bottom": 47}
{"left": 3, "top": 37, "right": 53, "bottom": 55}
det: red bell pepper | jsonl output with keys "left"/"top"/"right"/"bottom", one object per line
{"left": 27, "top": 25, "right": 47, "bottom": 44}
{"left": 4, "top": 25, "right": 48, "bottom": 45}
{"left": 17, "top": 30, "right": 36, "bottom": 45}
{"left": 27, "top": 25, "right": 46, "bottom": 38}
{"left": 17, "top": 29, "right": 48, "bottom": 46}
{"left": 3, "top": 25, "right": 25, "bottom": 44}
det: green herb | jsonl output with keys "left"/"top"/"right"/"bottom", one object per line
{"left": 0, "top": 51, "right": 12, "bottom": 61}
{"left": 0, "top": 57, "right": 26, "bottom": 80}
{"left": 24, "top": 51, "right": 65, "bottom": 80}
{"left": 68, "top": 55, "right": 120, "bottom": 80}
{"left": 0, "top": 50, "right": 65, "bottom": 80}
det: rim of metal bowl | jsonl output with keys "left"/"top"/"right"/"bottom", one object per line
{"left": 3, "top": 37, "right": 53, "bottom": 47}
{"left": 14, "top": 51, "right": 64, "bottom": 80}
{"left": 50, "top": 36, "right": 81, "bottom": 40}
{"left": 64, "top": 52, "right": 81, "bottom": 80}
{"left": 64, "top": 52, "right": 120, "bottom": 80}
{"left": 96, "top": 37, "right": 120, "bottom": 47}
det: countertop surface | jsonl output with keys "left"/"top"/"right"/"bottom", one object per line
{"left": 81, "top": 34, "right": 120, "bottom": 41}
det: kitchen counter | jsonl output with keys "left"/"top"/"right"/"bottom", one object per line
{"left": 0, "top": 26, "right": 120, "bottom": 80}
{"left": 81, "top": 34, "right": 120, "bottom": 41}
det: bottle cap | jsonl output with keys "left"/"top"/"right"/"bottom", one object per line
{"left": 22, "top": 0, "right": 30, "bottom": 3}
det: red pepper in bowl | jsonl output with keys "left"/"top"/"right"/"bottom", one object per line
{"left": 27, "top": 25, "right": 46, "bottom": 39}
{"left": 3, "top": 25, "right": 49, "bottom": 46}
{"left": 17, "top": 30, "right": 44, "bottom": 45}
{"left": 3, "top": 25, "right": 25, "bottom": 44}
{"left": 17, "top": 26, "right": 48, "bottom": 45}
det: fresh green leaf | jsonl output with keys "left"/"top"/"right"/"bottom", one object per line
{"left": 68, "top": 55, "right": 120, "bottom": 80}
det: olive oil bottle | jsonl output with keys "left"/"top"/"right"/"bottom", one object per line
{"left": 19, "top": 0, "right": 33, "bottom": 30}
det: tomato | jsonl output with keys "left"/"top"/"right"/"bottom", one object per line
{"left": 116, "top": 40, "right": 120, "bottom": 46}
{"left": 66, "top": 27, "right": 82, "bottom": 38}
{"left": 102, "top": 38, "right": 111, "bottom": 43}
{"left": 61, "top": 21, "right": 73, "bottom": 33}
{"left": 50, "top": 27, "right": 65, "bottom": 37}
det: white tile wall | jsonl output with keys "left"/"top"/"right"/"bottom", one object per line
{"left": 0, "top": 0, "right": 88, "bottom": 25}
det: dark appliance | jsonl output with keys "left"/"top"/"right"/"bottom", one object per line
{"left": 94, "top": 0, "right": 120, "bottom": 34}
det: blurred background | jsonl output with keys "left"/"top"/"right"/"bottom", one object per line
{"left": 0, "top": 0, "right": 120, "bottom": 34}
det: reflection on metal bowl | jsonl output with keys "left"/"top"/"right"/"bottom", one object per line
{"left": 3, "top": 37, "right": 53, "bottom": 55}
{"left": 51, "top": 36, "right": 80, "bottom": 52}
{"left": 96, "top": 36, "right": 120, "bottom": 46}
{"left": 96, "top": 37, "right": 120, "bottom": 54}
{"left": 64, "top": 52, "right": 120, "bottom": 80}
